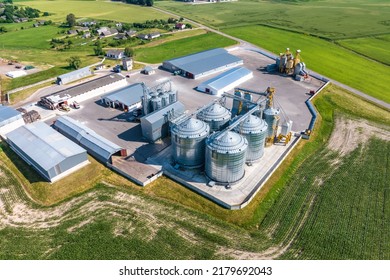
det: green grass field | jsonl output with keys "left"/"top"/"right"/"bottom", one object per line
{"left": 337, "top": 35, "right": 390, "bottom": 66}
{"left": 224, "top": 25, "right": 390, "bottom": 103}
{"left": 19, "top": 0, "right": 170, "bottom": 22}
{"left": 155, "top": 0, "right": 390, "bottom": 39}
{"left": 134, "top": 32, "right": 237, "bottom": 63}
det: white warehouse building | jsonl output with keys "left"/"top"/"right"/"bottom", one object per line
{"left": 197, "top": 67, "right": 253, "bottom": 96}
{"left": 0, "top": 106, "right": 25, "bottom": 139}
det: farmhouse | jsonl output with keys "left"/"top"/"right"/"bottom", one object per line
{"left": 6, "top": 122, "right": 89, "bottom": 182}
{"left": 125, "top": 30, "right": 137, "bottom": 37}
{"left": 56, "top": 67, "right": 92, "bottom": 85}
{"left": 197, "top": 67, "right": 253, "bottom": 95}
{"left": 53, "top": 116, "right": 123, "bottom": 164}
{"left": 106, "top": 49, "right": 124, "bottom": 60}
{"left": 175, "top": 23, "right": 186, "bottom": 30}
{"left": 101, "top": 83, "right": 144, "bottom": 112}
{"left": 162, "top": 48, "right": 243, "bottom": 79}
{"left": 0, "top": 106, "right": 25, "bottom": 139}
{"left": 42, "top": 73, "right": 127, "bottom": 109}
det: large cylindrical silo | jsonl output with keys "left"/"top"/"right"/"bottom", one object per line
{"left": 159, "top": 92, "right": 170, "bottom": 107}
{"left": 171, "top": 118, "right": 210, "bottom": 168}
{"left": 168, "top": 91, "right": 177, "bottom": 104}
{"left": 150, "top": 94, "right": 162, "bottom": 112}
{"left": 197, "top": 103, "right": 231, "bottom": 132}
{"left": 263, "top": 107, "right": 280, "bottom": 139}
{"left": 235, "top": 114, "right": 268, "bottom": 162}
{"left": 205, "top": 131, "right": 248, "bottom": 184}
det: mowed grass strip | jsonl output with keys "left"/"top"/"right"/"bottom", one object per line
{"left": 20, "top": 0, "right": 170, "bottom": 22}
{"left": 134, "top": 32, "right": 237, "bottom": 63}
{"left": 224, "top": 25, "right": 390, "bottom": 103}
{"left": 337, "top": 35, "right": 390, "bottom": 66}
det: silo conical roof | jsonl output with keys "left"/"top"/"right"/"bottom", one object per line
{"left": 207, "top": 131, "right": 248, "bottom": 154}
{"left": 239, "top": 114, "right": 268, "bottom": 134}
{"left": 197, "top": 103, "right": 231, "bottom": 122}
{"left": 172, "top": 118, "right": 209, "bottom": 139}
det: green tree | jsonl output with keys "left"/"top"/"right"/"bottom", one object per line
{"left": 67, "top": 56, "right": 81, "bottom": 69}
{"left": 94, "top": 41, "right": 104, "bottom": 56}
{"left": 124, "top": 47, "right": 134, "bottom": 57}
{"left": 146, "top": 0, "right": 153, "bottom": 7}
{"left": 66, "top": 13, "right": 76, "bottom": 27}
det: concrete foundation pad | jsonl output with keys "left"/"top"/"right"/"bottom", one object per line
{"left": 147, "top": 134, "right": 301, "bottom": 209}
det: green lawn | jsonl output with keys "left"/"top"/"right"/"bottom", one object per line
{"left": 224, "top": 25, "right": 390, "bottom": 103}
{"left": 20, "top": 0, "right": 170, "bottom": 22}
{"left": 156, "top": 0, "right": 390, "bottom": 40}
{"left": 134, "top": 32, "right": 237, "bottom": 63}
{"left": 337, "top": 35, "right": 390, "bottom": 66}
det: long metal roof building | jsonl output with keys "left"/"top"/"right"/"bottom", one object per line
{"left": 6, "top": 122, "right": 89, "bottom": 182}
{"left": 101, "top": 83, "right": 144, "bottom": 111}
{"left": 197, "top": 67, "right": 253, "bottom": 96}
{"left": 0, "top": 106, "right": 25, "bottom": 138}
{"left": 56, "top": 66, "right": 92, "bottom": 85}
{"left": 141, "top": 101, "right": 185, "bottom": 142}
{"left": 162, "top": 48, "right": 243, "bottom": 79}
{"left": 53, "top": 116, "right": 122, "bottom": 164}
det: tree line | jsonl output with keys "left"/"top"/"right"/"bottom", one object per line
{"left": 112, "top": 0, "right": 154, "bottom": 7}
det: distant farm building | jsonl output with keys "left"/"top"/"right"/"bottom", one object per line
{"left": 175, "top": 23, "right": 186, "bottom": 30}
{"left": 162, "top": 48, "right": 243, "bottom": 79}
{"left": 197, "top": 67, "right": 253, "bottom": 95}
{"left": 56, "top": 67, "right": 92, "bottom": 85}
{"left": 41, "top": 74, "right": 127, "bottom": 109}
{"left": 0, "top": 106, "right": 25, "bottom": 139}
{"left": 53, "top": 116, "right": 123, "bottom": 164}
{"left": 6, "top": 122, "right": 89, "bottom": 182}
{"left": 142, "top": 66, "right": 155, "bottom": 75}
{"left": 101, "top": 83, "right": 144, "bottom": 112}
{"left": 106, "top": 49, "right": 124, "bottom": 60}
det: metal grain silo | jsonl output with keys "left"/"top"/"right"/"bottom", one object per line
{"left": 235, "top": 114, "right": 268, "bottom": 162}
{"left": 168, "top": 91, "right": 177, "bottom": 104}
{"left": 263, "top": 107, "right": 280, "bottom": 139}
{"left": 205, "top": 131, "right": 248, "bottom": 184}
{"left": 171, "top": 118, "right": 210, "bottom": 168}
{"left": 159, "top": 92, "right": 170, "bottom": 107}
{"left": 150, "top": 94, "right": 162, "bottom": 112}
{"left": 197, "top": 103, "right": 231, "bottom": 132}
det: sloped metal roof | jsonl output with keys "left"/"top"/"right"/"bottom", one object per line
{"left": 142, "top": 101, "right": 185, "bottom": 125}
{"left": 0, "top": 106, "right": 23, "bottom": 127}
{"left": 6, "top": 122, "right": 86, "bottom": 171}
{"left": 57, "top": 66, "right": 91, "bottom": 81}
{"left": 198, "top": 67, "right": 253, "bottom": 91}
{"left": 164, "top": 48, "right": 243, "bottom": 76}
{"left": 53, "top": 116, "right": 122, "bottom": 162}
{"left": 102, "top": 83, "right": 144, "bottom": 107}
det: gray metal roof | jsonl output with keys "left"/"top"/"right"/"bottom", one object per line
{"left": 43, "top": 73, "right": 125, "bottom": 102}
{"left": 57, "top": 66, "right": 91, "bottom": 81}
{"left": 53, "top": 116, "right": 122, "bottom": 162}
{"left": 0, "top": 106, "right": 23, "bottom": 127}
{"left": 102, "top": 83, "right": 144, "bottom": 106}
{"left": 142, "top": 101, "right": 185, "bottom": 125}
{"left": 6, "top": 122, "right": 86, "bottom": 171}
{"left": 198, "top": 67, "right": 252, "bottom": 91}
{"left": 164, "top": 48, "right": 243, "bottom": 76}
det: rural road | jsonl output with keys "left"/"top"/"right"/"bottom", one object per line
{"left": 152, "top": 6, "right": 390, "bottom": 110}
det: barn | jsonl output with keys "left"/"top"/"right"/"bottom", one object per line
{"left": 162, "top": 48, "right": 243, "bottom": 79}
{"left": 40, "top": 73, "right": 127, "bottom": 109}
{"left": 56, "top": 67, "right": 92, "bottom": 85}
{"left": 6, "top": 122, "right": 89, "bottom": 182}
{"left": 197, "top": 67, "right": 253, "bottom": 95}
{"left": 0, "top": 106, "right": 25, "bottom": 139}
{"left": 53, "top": 116, "right": 123, "bottom": 164}
{"left": 101, "top": 83, "right": 144, "bottom": 112}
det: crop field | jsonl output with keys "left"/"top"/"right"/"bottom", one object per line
{"left": 134, "top": 32, "right": 237, "bottom": 63}
{"left": 17, "top": 0, "right": 169, "bottom": 23}
{"left": 337, "top": 35, "right": 390, "bottom": 66}
{"left": 224, "top": 25, "right": 390, "bottom": 103}
{"left": 155, "top": 0, "right": 390, "bottom": 39}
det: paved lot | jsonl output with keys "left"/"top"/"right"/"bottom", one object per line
{"left": 24, "top": 47, "right": 323, "bottom": 187}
